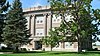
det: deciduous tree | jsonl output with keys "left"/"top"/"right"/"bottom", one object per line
{"left": 42, "top": 28, "right": 60, "bottom": 51}
{"left": 49, "top": 0, "right": 100, "bottom": 52}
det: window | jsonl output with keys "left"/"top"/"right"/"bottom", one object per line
{"left": 36, "top": 29, "right": 44, "bottom": 36}
{"left": 54, "top": 19, "right": 56, "bottom": 22}
{"left": 36, "top": 16, "right": 44, "bottom": 24}
{"left": 65, "top": 42, "right": 73, "bottom": 48}
{"left": 36, "top": 20, "right": 43, "bottom": 23}
{"left": 37, "top": 33, "right": 39, "bottom": 35}
{"left": 40, "top": 33, "right": 42, "bottom": 35}
{"left": 37, "top": 20, "right": 39, "bottom": 23}
{"left": 52, "top": 15, "right": 61, "bottom": 23}
{"left": 57, "top": 19, "right": 60, "bottom": 21}
{"left": 40, "top": 20, "right": 43, "bottom": 23}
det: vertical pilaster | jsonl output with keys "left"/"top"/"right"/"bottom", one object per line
{"left": 31, "top": 15, "right": 35, "bottom": 37}
{"left": 43, "top": 14, "right": 47, "bottom": 36}
{"left": 29, "top": 16, "right": 31, "bottom": 33}
{"left": 50, "top": 13, "right": 52, "bottom": 29}
{"left": 30, "top": 15, "right": 36, "bottom": 50}
{"left": 42, "top": 14, "right": 48, "bottom": 50}
{"left": 47, "top": 13, "right": 52, "bottom": 35}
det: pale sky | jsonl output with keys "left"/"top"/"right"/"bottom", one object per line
{"left": 8, "top": 0, "right": 49, "bottom": 8}
{"left": 8, "top": 0, "right": 100, "bottom": 9}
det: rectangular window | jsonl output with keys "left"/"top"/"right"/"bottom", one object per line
{"left": 65, "top": 42, "right": 73, "bottom": 48}
{"left": 36, "top": 29, "right": 44, "bottom": 36}
{"left": 52, "top": 15, "right": 61, "bottom": 23}
{"left": 36, "top": 16, "right": 44, "bottom": 24}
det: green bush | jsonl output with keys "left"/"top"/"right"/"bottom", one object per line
{"left": 0, "top": 50, "right": 13, "bottom": 52}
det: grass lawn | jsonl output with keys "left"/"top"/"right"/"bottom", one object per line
{"left": 0, "top": 51, "right": 100, "bottom": 56}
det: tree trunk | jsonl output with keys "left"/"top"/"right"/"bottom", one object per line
{"left": 14, "top": 46, "right": 19, "bottom": 52}
{"left": 87, "top": 36, "right": 92, "bottom": 50}
{"left": 16, "top": 46, "right": 19, "bottom": 52}
{"left": 77, "top": 34, "right": 82, "bottom": 53}
{"left": 50, "top": 45, "right": 52, "bottom": 51}
{"left": 78, "top": 41, "right": 82, "bottom": 52}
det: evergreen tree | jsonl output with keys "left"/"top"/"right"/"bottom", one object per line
{"left": 0, "top": 0, "right": 9, "bottom": 43}
{"left": 2, "top": 0, "right": 31, "bottom": 51}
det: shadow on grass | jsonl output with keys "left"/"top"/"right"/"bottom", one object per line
{"left": 45, "top": 51, "right": 100, "bottom": 55}
{"left": 13, "top": 51, "right": 100, "bottom": 55}
{"left": 14, "top": 51, "right": 46, "bottom": 53}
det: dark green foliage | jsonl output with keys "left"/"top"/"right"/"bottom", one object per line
{"left": 0, "top": 0, "right": 9, "bottom": 43}
{"left": 57, "top": 21, "right": 77, "bottom": 42}
{"left": 0, "top": 14, "right": 5, "bottom": 42}
{"left": 42, "top": 28, "right": 60, "bottom": 51}
{"left": 2, "top": 0, "right": 31, "bottom": 51}
{"left": 49, "top": 0, "right": 100, "bottom": 52}
{"left": 0, "top": 0, "right": 9, "bottom": 13}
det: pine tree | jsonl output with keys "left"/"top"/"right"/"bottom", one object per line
{"left": 0, "top": 0, "right": 9, "bottom": 43}
{"left": 2, "top": 0, "right": 31, "bottom": 51}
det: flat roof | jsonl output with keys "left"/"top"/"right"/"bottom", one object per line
{"left": 23, "top": 6, "right": 51, "bottom": 12}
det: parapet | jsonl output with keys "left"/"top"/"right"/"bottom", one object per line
{"left": 23, "top": 6, "right": 51, "bottom": 12}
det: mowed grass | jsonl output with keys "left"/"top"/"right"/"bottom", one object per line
{"left": 0, "top": 51, "right": 100, "bottom": 56}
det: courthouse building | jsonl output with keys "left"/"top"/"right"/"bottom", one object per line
{"left": 21, "top": 6, "right": 91, "bottom": 51}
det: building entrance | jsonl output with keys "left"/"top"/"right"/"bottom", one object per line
{"left": 35, "top": 41, "right": 42, "bottom": 50}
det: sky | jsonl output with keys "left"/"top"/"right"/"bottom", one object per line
{"left": 8, "top": 0, "right": 49, "bottom": 8}
{"left": 8, "top": 0, "right": 100, "bottom": 9}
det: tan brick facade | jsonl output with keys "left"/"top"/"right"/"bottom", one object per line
{"left": 21, "top": 6, "right": 79, "bottom": 51}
